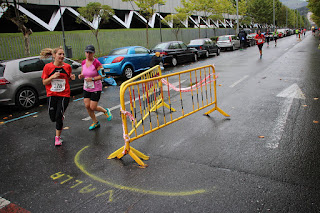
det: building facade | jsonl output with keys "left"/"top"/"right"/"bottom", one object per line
{"left": 0, "top": 0, "right": 238, "bottom": 33}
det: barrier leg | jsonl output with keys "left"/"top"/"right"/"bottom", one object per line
{"left": 131, "top": 147, "right": 150, "bottom": 160}
{"left": 107, "top": 146, "right": 125, "bottom": 159}
{"left": 128, "top": 149, "right": 148, "bottom": 168}
{"left": 153, "top": 100, "right": 176, "bottom": 112}
{"left": 204, "top": 106, "right": 230, "bottom": 117}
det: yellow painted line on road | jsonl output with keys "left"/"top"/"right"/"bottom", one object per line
{"left": 74, "top": 146, "right": 209, "bottom": 196}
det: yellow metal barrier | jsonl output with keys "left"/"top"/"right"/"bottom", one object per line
{"left": 108, "top": 65, "right": 229, "bottom": 167}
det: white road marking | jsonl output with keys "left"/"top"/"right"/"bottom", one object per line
{"left": 285, "top": 48, "right": 289, "bottom": 51}
{"left": 266, "top": 83, "right": 305, "bottom": 149}
{"left": 229, "top": 75, "right": 249, "bottom": 88}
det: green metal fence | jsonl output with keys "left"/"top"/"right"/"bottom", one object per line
{"left": 0, "top": 28, "right": 235, "bottom": 60}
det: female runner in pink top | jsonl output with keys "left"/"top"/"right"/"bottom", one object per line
{"left": 78, "top": 45, "right": 112, "bottom": 130}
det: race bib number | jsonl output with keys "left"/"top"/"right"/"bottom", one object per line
{"left": 258, "top": 39, "right": 263, "bottom": 43}
{"left": 51, "top": 79, "right": 66, "bottom": 92}
{"left": 84, "top": 80, "right": 95, "bottom": 89}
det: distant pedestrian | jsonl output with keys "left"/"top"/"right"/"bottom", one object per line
{"left": 40, "top": 47, "right": 76, "bottom": 146}
{"left": 265, "top": 29, "right": 271, "bottom": 47}
{"left": 78, "top": 45, "right": 112, "bottom": 130}
{"left": 254, "top": 30, "right": 265, "bottom": 59}
{"left": 238, "top": 29, "right": 247, "bottom": 50}
{"left": 273, "top": 29, "right": 279, "bottom": 47}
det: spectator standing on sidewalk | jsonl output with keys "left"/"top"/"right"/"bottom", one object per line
{"left": 238, "top": 29, "right": 247, "bottom": 50}
{"left": 78, "top": 45, "right": 112, "bottom": 130}
{"left": 40, "top": 47, "right": 76, "bottom": 146}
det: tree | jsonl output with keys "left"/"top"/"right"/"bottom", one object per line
{"left": 122, "top": 0, "right": 165, "bottom": 48}
{"left": 77, "top": 2, "right": 114, "bottom": 56}
{"left": 307, "top": 0, "right": 320, "bottom": 26}
{"left": 162, "top": 13, "right": 188, "bottom": 40}
{"left": 177, "top": 0, "right": 227, "bottom": 38}
{"left": 0, "top": 0, "right": 32, "bottom": 56}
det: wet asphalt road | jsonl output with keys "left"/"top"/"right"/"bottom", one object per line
{"left": 1, "top": 32, "right": 320, "bottom": 213}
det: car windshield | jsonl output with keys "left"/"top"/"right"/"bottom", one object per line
{"left": 189, "top": 40, "right": 203, "bottom": 45}
{"left": 0, "top": 64, "right": 4, "bottom": 77}
{"left": 219, "top": 36, "right": 230, "bottom": 41}
{"left": 153, "top": 43, "right": 168, "bottom": 49}
{"left": 109, "top": 48, "right": 128, "bottom": 55}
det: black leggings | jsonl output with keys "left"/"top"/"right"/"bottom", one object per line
{"left": 47, "top": 96, "right": 70, "bottom": 130}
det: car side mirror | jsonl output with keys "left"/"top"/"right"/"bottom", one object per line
{"left": 71, "top": 62, "right": 80, "bottom": 69}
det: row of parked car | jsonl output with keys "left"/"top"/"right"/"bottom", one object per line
{"left": 1, "top": 29, "right": 288, "bottom": 109}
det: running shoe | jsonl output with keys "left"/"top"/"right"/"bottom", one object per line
{"left": 89, "top": 121, "right": 100, "bottom": 130}
{"left": 260, "top": 54, "right": 262, "bottom": 59}
{"left": 104, "top": 108, "right": 112, "bottom": 121}
{"left": 55, "top": 136, "right": 63, "bottom": 146}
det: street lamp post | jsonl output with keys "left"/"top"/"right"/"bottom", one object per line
{"left": 236, "top": 0, "right": 239, "bottom": 34}
{"left": 58, "top": 0, "right": 68, "bottom": 57}
{"left": 273, "top": 0, "right": 275, "bottom": 30}
{"left": 158, "top": 3, "right": 165, "bottom": 42}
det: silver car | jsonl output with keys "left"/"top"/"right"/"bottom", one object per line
{"left": 217, "top": 35, "right": 241, "bottom": 51}
{"left": 0, "top": 56, "right": 82, "bottom": 109}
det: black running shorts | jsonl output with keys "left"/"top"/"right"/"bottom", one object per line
{"left": 83, "top": 90, "right": 101, "bottom": 102}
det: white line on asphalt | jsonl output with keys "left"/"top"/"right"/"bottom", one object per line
{"left": 82, "top": 100, "right": 134, "bottom": 121}
{"left": 229, "top": 75, "right": 249, "bottom": 88}
{"left": 285, "top": 48, "right": 289, "bottom": 51}
{"left": 266, "top": 84, "right": 305, "bottom": 149}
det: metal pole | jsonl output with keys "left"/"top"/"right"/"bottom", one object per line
{"left": 236, "top": 0, "right": 239, "bottom": 34}
{"left": 159, "top": 4, "right": 163, "bottom": 42}
{"left": 286, "top": 8, "right": 287, "bottom": 28}
{"left": 273, "top": 0, "right": 275, "bottom": 30}
{"left": 59, "top": 0, "right": 67, "bottom": 56}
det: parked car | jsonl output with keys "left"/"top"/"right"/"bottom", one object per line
{"left": 0, "top": 56, "right": 82, "bottom": 109}
{"left": 277, "top": 29, "right": 286, "bottom": 38}
{"left": 187, "top": 38, "right": 220, "bottom": 58}
{"left": 216, "top": 35, "right": 241, "bottom": 51}
{"left": 98, "top": 46, "right": 154, "bottom": 79}
{"left": 152, "top": 41, "right": 198, "bottom": 66}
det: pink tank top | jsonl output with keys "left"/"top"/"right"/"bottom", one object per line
{"left": 81, "top": 58, "right": 102, "bottom": 92}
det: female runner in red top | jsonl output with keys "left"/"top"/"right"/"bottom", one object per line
{"left": 254, "top": 30, "right": 265, "bottom": 59}
{"left": 41, "top": 47, "right": 75, "bottom": 146}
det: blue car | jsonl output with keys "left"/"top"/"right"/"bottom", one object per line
{"left": 98, "top": 46, "right": 154, "bottom": 79}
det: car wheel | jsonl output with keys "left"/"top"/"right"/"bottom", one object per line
{"left": 16, "top": 87, "right": 39, "bottom": 109}
{"left": 232, "top": 45, "right": 235, "bottom": 51}
{"left": 193, "top": 53, "right": 198, "bottom": 62}
{"left": 171, "top": 57, "right": 178, "bottom": 66}
{"left": 216, "top": 48, "right": 220, "bottom": 56}
{"left": 205, "top": 51, "right": 209, "bottom": 58}
{"left": 123, "top": 66, "right": 134, "bottom": 79}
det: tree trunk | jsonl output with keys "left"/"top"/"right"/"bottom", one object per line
{"left": 94, "top": 29, "right": 101, "bottom": 56}
{"left": 146, "top": 22, "right": 149, "bottom": 49}
{"left": 23, "top": 31, "right": 31, "bottom": 56}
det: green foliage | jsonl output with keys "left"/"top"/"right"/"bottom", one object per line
{"left": 77, "top": 2, "right": 114, "bottom": 55}
{"left": 163, "top": 13, "right": 188, "bottom": 40}
{"left": 308, "top": 0, "right": 320, "bottom": 26}
{"left": 121, "top": 0, "right": 166, "bottom": 48}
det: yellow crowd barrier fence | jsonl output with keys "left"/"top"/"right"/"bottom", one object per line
{"left": 108, "top": 64, "right": 229, "bottom": 167}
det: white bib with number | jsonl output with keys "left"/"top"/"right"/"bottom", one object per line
{"left": 258, "top": 39, "right": 263, "bottom": 43}
{"left": 51, "top": 79, "right": 66, "bottom": 92}
{"left": 84, "top": 80, "right": 95, "bottom": 89}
